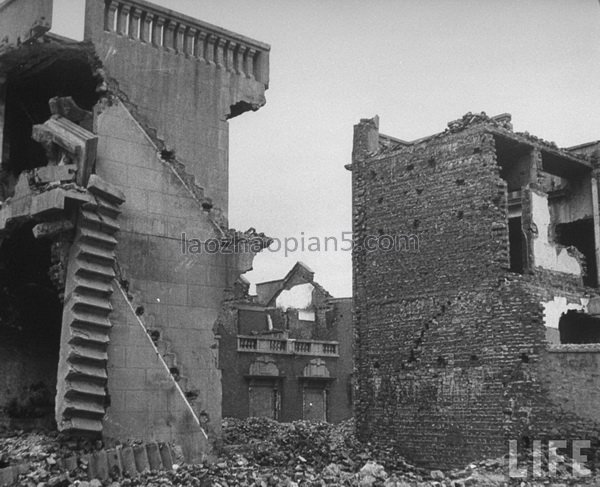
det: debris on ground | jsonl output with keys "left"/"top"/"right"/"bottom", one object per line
{"left": 1, "top": 418, "right": 599, "bottom": 486}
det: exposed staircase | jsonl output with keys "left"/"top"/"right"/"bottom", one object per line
{"left": 56, "top": 185, "right": 124, "bottom": 435}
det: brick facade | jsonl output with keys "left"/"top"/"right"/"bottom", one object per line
{"left": 218, "top": 263, "right": 353, "bottom": 423}
{"left": 351, "top": 113, "right": 600, "bottom": 468}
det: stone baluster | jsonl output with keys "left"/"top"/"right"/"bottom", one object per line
{"left": 254, "top": 50, "right": 269, "bottom": 84}
{"left": 175, "top": 24, "right": 186, "bottom": 53}
{"left": 234, "top": 45, "right": 246, "bottom": 75}
{"left": 244, "top": 47, "right": 256, "bottom": 79}
{"left": 225, "top": 41, "right": 236, "bottom": 72}
{"left": 195, "top": 31, "right": 207, "bottom": 61}
{"left": 128, "top": 7, "right": 141, "bottom": 40}
{"left": 152, "top": 15, "right": 164, "bottom": 47}
{"left": 184, "top": 27, "right": 196, "bottom": 57}
{"left": 140, "top": 11, "right": 152, "bottom": 43}
{"left": 215, "top": 38, "right": 226, "bottom": 69}
{"left": 205, "top": 34, "right": 216, "bottom": 65}
{"left": 104, "top": 1, "right": 118, "bottom": 32}
{"left": 116, "top": 3, "right": 130, "bottom": 36}
{"left": 164, "top": 20, "right": 176, "bottom": 51}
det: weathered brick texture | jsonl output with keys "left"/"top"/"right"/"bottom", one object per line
{"left": 351, "top": 115, "right": 600, "bottom": 468}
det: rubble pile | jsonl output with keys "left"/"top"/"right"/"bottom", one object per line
{"left": 0, "top": 430, "right": 101, "bottom": 467}
{"left": 2, "top": 420, "right": 600, "bottom": 486}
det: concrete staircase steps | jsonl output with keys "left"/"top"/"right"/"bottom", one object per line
{"left": 71, "top": 293, "right": 113, "bottom": 314}
{"left": 83, "top": 198, "right": 121, "bottom": 219}
{"left": 73, "top": 275, "right": 114, "bottom": 297}
{"left": 80, "top": 209, "right": 120, "bottom": 234}
{"left": 69, "top": 327, "right": 111, "bottom": 345}
{"left": 60, "top": 417, "right": 104, "bottom": 434}
{"left": 69, "top": 310, "right": 112, "bottom": 330}
{"left": 76, "top": 243, "right": 115, "bottom": 265}
{"left": 62, "top": 399, "right": 106, "bottom": 418}
{"left": 68, "top": 343, "right": 109, "bottom": 363}
{"left": 65, "top": 362, "right": 108, "bottom": 381}
{"left": 79, "top": 227, "right": 118, "bottom": 249}
{"left": 64, "top": 380, "right": 106, "bottom": 398}
{"left": 75, "top": 260, "right": 116, "bottom": 281}
{"left": 57, "top": 180, "right": 124, "bottom": 437}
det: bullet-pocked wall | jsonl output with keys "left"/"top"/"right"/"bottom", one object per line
{"left": 81, "top": 0, "right": 270, "bottom": 444}
{"left": 351, "top": 114, "right": 600, "bottom": 469}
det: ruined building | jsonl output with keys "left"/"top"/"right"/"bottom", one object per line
{"left": 0, "top": 0, "right": 269, "bottom": 461}
{"left": 218, "top": 262, "right": 353, "bottom": 422}
{"left": 350, "top": 112, "right": 600, "bottom": 468}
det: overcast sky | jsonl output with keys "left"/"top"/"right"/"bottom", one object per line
{"left": 52, "top": 0, "right": 600, "bottom": 297}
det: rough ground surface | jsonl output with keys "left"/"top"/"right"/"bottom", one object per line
{"left": 1, "top": 418, "right": 599, "bottom": 486}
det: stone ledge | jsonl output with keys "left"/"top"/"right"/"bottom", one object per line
{"left": 548, "top": 343, "right": 600, "bottom": 353}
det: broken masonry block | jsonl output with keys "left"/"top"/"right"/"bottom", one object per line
{"left": 33, "top": 164, "right": 77, "bottom": 184}
{"left": 49, "top": 97, "right": 94, "bottom": 132}
{"left": 87, "top": 174, "right": 126, "bottom": 205}
{"left": 145, "top": 443, "right": 163, "bottom": 471}
{"left": 132, "top": 445, "right": 150, "bottom": 474}
{"left": 32, "top": 219, "right": 74, "bottom": 239}
{"left": 118, "top": 447, "right": 137, "bottom": 477}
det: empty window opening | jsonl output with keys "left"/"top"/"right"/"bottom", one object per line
{"left": 559, "top": 310, "right": 600, "bottom": 344}
{"left": 0, "top": 223, "right": 63, "bottom": 430}
{"left": 555, "top": 219, "right": 597, "bottom": 287}
{"left": 1, "top": 50, "right": 100, "bottom": 199}
{"left": 494, "top": 135, "right": 533, "bottom": 192}
{"left": 508, "top": 217, "right": 524, "bottom": 273}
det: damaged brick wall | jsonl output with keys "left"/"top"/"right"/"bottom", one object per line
{"left": 351, "top": 115, "right": 600, "bottom": 468}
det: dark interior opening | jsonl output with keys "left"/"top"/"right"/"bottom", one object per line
{"left": 559, "top": 310, "right": 600, "bottom": 344}
{"left": 494, "top": 135, "right": 533, "bottom": 192}
{"left": 555, "top": 218, "right": 597, "bottom": 287}
{"left": 1, "top": 55, "right": 99, "bottom": 198}
{"left": 0, "top": 222, "right": 63, "bottom": 430}
{"left": 508, "top": 217, "right": 524, "bottom": 273}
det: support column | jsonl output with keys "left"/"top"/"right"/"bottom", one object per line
{"left": 116, "top": 4, "right": 130, "bottom": 36}
{"left": 245, "top": 48, "right": 256, "bottom": 79}
{"left": 590, "top": 174, "right": 600, "bottom": 286}
{"left": 140, "top": 12, "right": 152, "bottom": 43}
{"left": 195, "top": 31, "right": 207, "bottom": 62}
{"left": 529, "top": 148, "right": 542, "bottom": 187}
{"left": 104, "top": 1, "right": 118, "bottom": 32}
{"left": 128, "top": 7, "right": 141, "bottom": 40}
{"left": 0, "top": 74, "right": 6, "bottom": 165}
{"left": 215, "top": 38, "right": 226, "bottom": 69}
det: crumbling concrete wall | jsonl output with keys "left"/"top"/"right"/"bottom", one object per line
{"left": 529, "top": 190, "right": 582, "bottom": 276}
{"left": 104, "top": 285, "right": 209, "bottom": 462}
{"left": 94, "top": 98, "right": 227, "bottom": 442}
{"left": 351, "top": 114, "right": 600, "bottom": 468}
{"left": 0, "top": 0, "right": 270, "bottom": 455}
{"left": 83, "top": 0, "right": 269, "bottom": 214}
